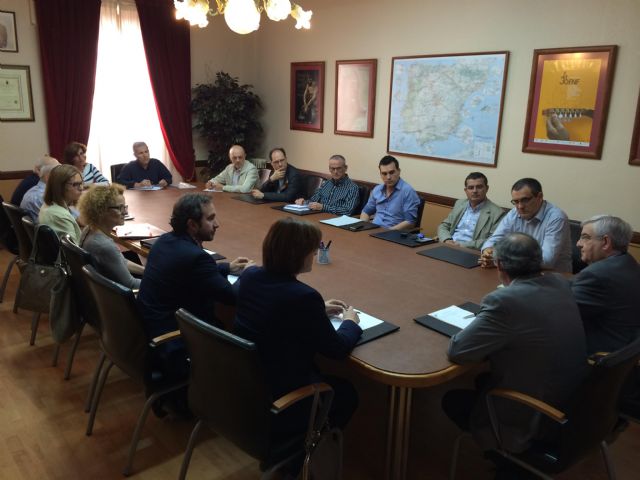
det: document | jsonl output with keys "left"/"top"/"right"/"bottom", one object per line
{"left": 320, "top": 215, "right": 361, "bottom": 227}
{"left": 114, "top": 223, "right": 165, "bottom": 239}
{"left": 283, "top": 204, "right": 310, "bottom": 212}
{"left": 428, "top": 305, "right": 476, "bottom": 330}
{"left": 330, "top": 309, "right": 383, "bottom": 331}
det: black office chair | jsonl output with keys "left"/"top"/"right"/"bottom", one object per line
{"left": 415, "top": 198, "right": 426, "bottom": 229}
{"left": 257, "top": 167, "right": 272, "bottom": 187}
{"left": 175, "top": 308, "right": 336, "bottom": 480}
{"left": 353, "top": 184, "right": 371, "bottom": 216}
{"left": 81, "top": 264, "right": 187, "bottom": 476}
{"left": 303, "top": 175, "right": 325, "bottom": 200}
{"left": 1, "top": 202, "right": 33, "bottom": 307}
{"left": 569, "top": 219, "right": 588, "bottom": 274}
{"left": 449, "top": 336, "right": 640, "bottom": 480}
{"left": 21, "top": 215, "right": 35, "bottom": 242}
{"left": 110, "top": 163, "right": 126, "bottom": 183}
{"left": 0, "top": 194, "right": 18, "bottom": 255}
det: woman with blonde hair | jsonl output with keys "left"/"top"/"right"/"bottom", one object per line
{"left": 39, "top": 164, "right": 83, "bottom": 242}
{"left": 77, "top": 184, "right": 143, "bottom": 289}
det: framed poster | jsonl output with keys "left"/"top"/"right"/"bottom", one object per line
{"left": 522, "top": 45, "right": 617, "bottom": 159}
{"left": 335, "top": 59, "right": 377, "bottom": 137}
{"left": 388, "top": 51, "right": 509, "bottom": 167}
{"left": 630, "top": 89, "right": 640, "bottom": 166}
{"left": 0, "top": 10, "right": 18, "bottom": 53}
{"left": 0, "top": 64, "right": 34, "bottom": 121}
{"left": 290, "top": 61, "right": 324, "bottom": 133}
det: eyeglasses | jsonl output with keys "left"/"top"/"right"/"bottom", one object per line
{"left": 510, "top": 196, "right": 535, "bottom": 206}
{"left": 67, "top": 181, "right": 83, "bottom": 189}
{"left": 108, "top": 204, "right": 129, "bottom": 214}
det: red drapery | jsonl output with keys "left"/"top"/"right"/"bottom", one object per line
{"left": 135, "top": 0, "right": 195, "bottom": 180}
{"left": 35, "top": 0, "right": 101, "bottom": 160}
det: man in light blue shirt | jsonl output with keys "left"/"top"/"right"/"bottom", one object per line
{"left": 20, "top": 155, "right": 60, "bottom": 221}
{"left": 360, "top": 155, "right": 420, "bottom": 230}
{"left": 480, "top": 178, "right": 572, "bottom": 272}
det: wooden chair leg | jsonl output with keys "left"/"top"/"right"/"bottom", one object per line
{"left": 178, "top": 420, "right": 204, "bottom": 480}
{"left": 0, "top": 255, "right": 17, "bottom": 303}
{"left": 86, "top": 359, "right": 114, "bottom": 436}
{"left": 85, "top": 352, "right": 106, "bottom": 413}
{"left": 64, "top": 322, "right": 86, "bottom": 380}
{"left": 29, "top": 312, "right": 40, "bottom": 345}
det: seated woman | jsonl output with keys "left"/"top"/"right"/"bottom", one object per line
{"left": 77, "top": 184, "right": 143, "bottom": 289}
{"left": 39, "top": 164, "right": 83, "bottom": 243}
{"left": 234, "top": 217, "right": 362, "bottom": 432}
{"left": 63, "top": 141, "right": 109, "bottom": 186}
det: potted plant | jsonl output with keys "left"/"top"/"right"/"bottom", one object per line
{"left": 192, "top": 71, "right": 263, "bottom": 176}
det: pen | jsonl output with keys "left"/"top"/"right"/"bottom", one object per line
{"left": 326, "top": 240, "right": 332, "bottom": 249}
{"left": 462, "top": 313, "right": 475, "bottom": 319}
{"left": 320, "top": 241, "right": 325, "bottom": 249}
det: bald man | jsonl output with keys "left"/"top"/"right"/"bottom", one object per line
{"left": 206, "top": 145, "right": 258, "bottom": 193}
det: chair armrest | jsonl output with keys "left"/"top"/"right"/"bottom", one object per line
{"left": 149, "top": 329, "right": 181, "bottom": 347}
{"left": 271, "top": 382, "right": 332, "bottom": 414}
{"left": 488, "top": 388, "right": 567, "bottom": 425}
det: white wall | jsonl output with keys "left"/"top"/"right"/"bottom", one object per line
{"left": 217, "top": 0, "right": 640, "bottom": 228}
{"left": 0, "top": 0, "right": 48, "bottom": 170}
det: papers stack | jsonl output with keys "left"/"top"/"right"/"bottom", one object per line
{"left": 283, "top": 204, "right": 310, "bottom": 213}
{"left": 320, "top": 215, "right": 361, "bottom": 227}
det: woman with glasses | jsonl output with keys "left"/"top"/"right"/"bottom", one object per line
{"left": 39, "top": 164, "right": 83, "bottom": 243}
{"left": 77, "top": 184, "right": 143, "bottom": 289}
{"left": 63, "top": 141, "right": 109, "bottom": 186}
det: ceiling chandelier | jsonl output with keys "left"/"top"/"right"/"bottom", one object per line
{"left": 174, "top": 0, "right": 312, "bottom": 35}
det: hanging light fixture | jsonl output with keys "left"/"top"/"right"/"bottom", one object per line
{"left": 173, "top": 0, "right": 312, "bottom": 34}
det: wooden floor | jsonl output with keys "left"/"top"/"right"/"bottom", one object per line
{"left": 0, "top": 247, "right": 638, "bottom": 480}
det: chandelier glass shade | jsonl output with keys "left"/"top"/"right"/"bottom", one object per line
{"left": 174, "top": 0, "right": 312, "bottom": 34}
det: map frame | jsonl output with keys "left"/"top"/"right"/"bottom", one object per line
{"left": 387, "top": 50, "right": 509, "bottom": 167}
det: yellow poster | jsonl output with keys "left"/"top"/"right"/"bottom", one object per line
{"left": 533, "top": 56, "right": 601, "bottom": 145}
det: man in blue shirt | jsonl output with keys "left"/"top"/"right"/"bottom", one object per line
{"left": 20, "top": 155, "right": 60, "bottom": 221}
{"left": 360, "top": 155, "right": 420, "bottom": 230}
{"left": 294, "top": 154, "right": 360, "bottom": 215}
{"left": 480, "top": 178, "right": 572, "bottom": 272}
{"left": 117, "top": 142, "right": 173, "bottom": 189}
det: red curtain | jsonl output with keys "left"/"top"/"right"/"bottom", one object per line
{"left": 35, "top": 0, "right": 101, "bottom": 160}
{"left": 135, "top": 0, "right": 195, "bottom": 180}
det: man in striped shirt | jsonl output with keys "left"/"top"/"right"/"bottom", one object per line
{"left": 295, "top": 154, "right": 360, "bottom": 215}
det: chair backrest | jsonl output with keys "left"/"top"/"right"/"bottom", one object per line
{"left": 176, "top": 308, "right": 274, "bottom": 460}
{"left": 257, "top": 168, "right": 271, "bottom": 187}
{"left": 0, "top": 195, "right": 18, "bottom": 254}
{"left": 554, "top": 336, "right": 640, "bottom": 469}
{"left": 82, "top": 264, "right": 147, "bottom": 383}
{"left": 303, "top": 175, "right": 325, "bottom": 199}
{"left": 353, "top": 183, "right": 370, "bottom": 215}
{"left": 569, "top": 220, "right": 587, "bottom": 274}
{"left": 60, "top": 236, "right": 100, "bottom": 329}
{"left": 415, "top": 198, "right": 426, "bottom": 229}
{"left": 21, "top": 216, "right": 35, "bottom": 242}
{"left": 2, "top": 202, "right": 33, "bottom": 262}
{"left": 32, "top": 224, "right": 60, "bottom": 265}
{"left": 110, "top": 163, "right": 126, "bottom": 183}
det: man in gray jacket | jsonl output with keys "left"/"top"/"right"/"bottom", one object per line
{"left": 206, "top": 144, "right": 258, "bottom": 193}
{"left": 437, "top": 172, "right": 505, "bottom": 249}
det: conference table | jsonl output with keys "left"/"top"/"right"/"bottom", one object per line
{"left": 120, "top": 185, "right": 499, "bottom": 480}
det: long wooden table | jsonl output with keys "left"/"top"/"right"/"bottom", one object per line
{"left": 121, "top": 186, "right": 498, "bottom": 480}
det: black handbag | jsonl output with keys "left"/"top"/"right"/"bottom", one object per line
{"left": 17, "top": 247, "right": 65, "bottom": 314}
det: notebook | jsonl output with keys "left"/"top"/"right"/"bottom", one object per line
{"left": 114, "top": 223, "right": 166, "bottom": 240}
{"left": 417, "top": 245, "right": 480, "bottom": 268}
{"left": 414, "top": 302, "right": 481, "bottom": 337}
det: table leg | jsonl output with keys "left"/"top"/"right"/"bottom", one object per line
{"left": 385, "top": 385, "right": 413, "bottom": 480}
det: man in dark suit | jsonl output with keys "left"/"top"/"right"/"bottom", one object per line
{"left": 117, "top": 141, "right": 173, "bottom": 189}
{"left": 138, "top": 193, "right": 254, "bottom": 383}
{"left": 437, "top": 172, "right": 505, "bottom": 249}
{"left": 443, "top": 233, "right": 586, "bottom": 458}
{"left": 251, "top": 147, "right": 303, "bottom": 202}
{"left": 572, "top": 215, "right": 640, "bottom": 354}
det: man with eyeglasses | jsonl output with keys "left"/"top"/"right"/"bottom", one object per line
{"left": 437, "top": 172, "right": 505, "bottom": 249}
{"left": 251, "top": 147, "right": 303, "bottom": 202}
{"left": 572, "top": 215, "right": 640, "bottom": 354}
{"left": 479, "top": 178, "right": 572, "bottom": 272}
{"left": 293, "top": 154, "right": 360, "bottom": 215}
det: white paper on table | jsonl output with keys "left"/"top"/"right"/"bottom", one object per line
{"left": 203, "top": 248, "right": 219, "bottom": 256}
{"left": 330, "top": 309, "right": 383, "bottom": 331}
{"left": 283, "top": 204, "right": 310, "bottom": 212}
{"left": 176, "top": 182, "right": 196, "bottom": 189}
{"left": 429, "top": 305, "right": 476, "bottom": 330}
{"left": 227, "top": 274, "right": 239, "bottom": 285}
{"left": 132, "top": 185, "right": 163, "bottom": 191}
{"left": 320, "top": 215, "right": 361, "bottom": 227}
{"left": 203, "top": 188, "right": 222, "bottom": 192}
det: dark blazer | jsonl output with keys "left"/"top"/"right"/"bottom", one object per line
{"left": 572, "top": 253, "right": 640, "bottom": 354}
{"left": 234, "top": 266, "right": 362, "bottom": 398}
{"left": 138, "top": 232, "right": 235, "bottom": 353}
{"left": 117, "top": 158, "right": 173, "bottom": 188}
{"left": 449, "top": 273, "right": 587, "bottom": 452}
{"left": 259, "top": 164, "right": 304, "bottom": 202}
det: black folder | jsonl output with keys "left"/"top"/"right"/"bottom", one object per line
{"left": 356, "top": 320, "right": 399, "bottom": 346}
{"left": 339, "top": 221, "right": 379, "bottom": 232}
{"left": 270, "top": 205, "right": 323, "bottom": 216}
{"left": 417, "top": 245, "right": 480, "bottom": 268}
{"left": 414, "top": 302, "right": 481, "bottom": 337}
{"left": 370, "top": 230, "right": 437, "bottom": 248}
{"left": 231, "top": 194, "right": 270, "bottom": 205}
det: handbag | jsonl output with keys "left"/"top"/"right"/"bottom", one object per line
{"left": 17, "top": 261, "right": 64, "bottom": 314}
{"left": 301, "top": 424, "right": 343, "bottom": 480}
{"left": 49, "top": 268, "right": 81, "bottom": 343}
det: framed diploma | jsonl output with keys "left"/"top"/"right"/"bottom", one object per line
{"left": 0, "top": 64, "right": 34, "bottom": 121}
{"left": 522, "top": 45, "right": 617, "bottom": 159}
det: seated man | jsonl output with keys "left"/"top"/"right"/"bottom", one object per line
{"left": 11, "top": 155, "right": 50, "bottom": 206}
{"left": 437, "top": 172, "right": 505, "bottom": 249}
{"left": 205, "top": 144, "right": 258, "bottom": 193}
{"left": 572, "top": 215, "right": 640, "bottom": 354}
{"left": 294, "top": 154, "right": 359, "bottom": 215}
{"left": 117, "top": 142, "right": 172, "bottom": 189}
{"left": 443, "top": 233, "right": 586, "bottom": 455}
{"left": 480, "top": 178, "right": 572, "bottom": 272}
{"left": 251, "top": 147, "right": 303, "bottom": 202}
{"left": 360, "top": 155, "right": 420, "bottom": 230}
{"left": 137, "top": 193, "right": 253, "bottom": 382}
{"left": 20, "top": 155, "right": 60, "bottom": 221}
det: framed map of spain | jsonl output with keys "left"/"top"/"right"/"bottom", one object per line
{"left": 387, "top": 51, "right": 509, "bottom": 167}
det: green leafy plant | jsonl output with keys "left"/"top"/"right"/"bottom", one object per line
{"left": 192, "top": 72, "right": 263, "bottom": 175}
